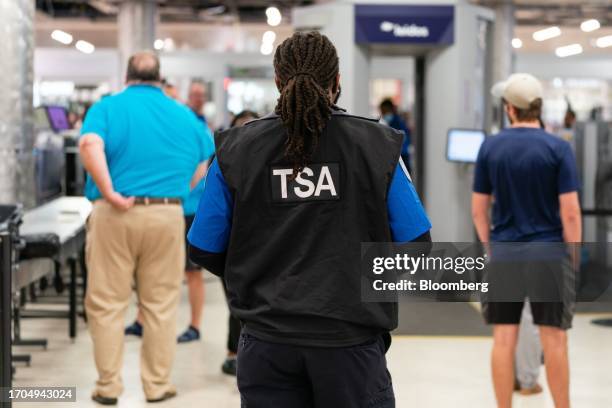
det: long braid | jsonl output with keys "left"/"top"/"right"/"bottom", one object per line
{"left": 274, "top": 31, "right": 340, "bottom": 177}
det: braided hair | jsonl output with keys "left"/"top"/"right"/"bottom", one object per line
{"left": 273, "top": 31, "right": 340, "bottom": 177}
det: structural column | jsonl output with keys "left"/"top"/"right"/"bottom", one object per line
{"left": 0, "top": 0, "right": 35, "bottom": 207}
{"left": 491, "top": 0, "right": 515, "bottom": 82}
{"left": 117, "top": 0, "right": 158, "bottom": 83}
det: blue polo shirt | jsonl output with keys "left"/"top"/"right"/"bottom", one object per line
{"left": 81, "top": 85, "right": 214, "bottom": 202}
{"left": 473, "top": 127, "right": 579, "bottom": 242}
{"left": 183, "top": 114, "right": 214, "bottom": 216}
{"left": 188, "top": 159, "right": 431, "bottom": 253}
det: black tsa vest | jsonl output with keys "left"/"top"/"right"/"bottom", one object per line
{"left": 215, "top": 110, "right": 404, "bottom": 347}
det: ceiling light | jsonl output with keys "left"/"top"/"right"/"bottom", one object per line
{"left": 595, "top": 35, "right": 612, "bottom": 48}
{"left": 51, "top": 29, "right": 73, "bottom": 45}
{"left": 75, "top": 40, "right": 95, "bottom": 54}
{"left": 163, "top": 38, "right": 175, "bottom": 51}
{"left": 533, "top": 26, "right": 561, "bottom": 42}
{"left": 262, "top": 30, "right": 276, "bottom": 44}
{"left": 511, "top": 38, "right": 523, "bottom": 49}
{"left": 260, "top": 42, "right": 274, "bottom": 56}
{"left": 580, "top": 19, "right": 600, "bottom": 33}
{"left": 154, "top": 39, "right": 164, "bottom": 50}
{"left": 555, "top": 43, "right": 582, "bottom": 58}
{"left": 266, "top": 6, "right": 282, "bottom": 26}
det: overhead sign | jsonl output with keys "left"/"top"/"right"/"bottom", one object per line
{"left": 355, "top": 5, "right": 454, "bottom": 45}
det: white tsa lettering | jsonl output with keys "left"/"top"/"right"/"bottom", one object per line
{"left": 271, "top": 163, "right": 340, "bottom": 202}
{"left": 272, "top": 168, "right": 293, "bottom": 198}
{"left": 314, "top": 166, "right": 337, "bottom": 197}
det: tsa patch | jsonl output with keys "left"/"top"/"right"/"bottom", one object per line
{"left": 270, "top": 163, "right": 340, "bottom": 202}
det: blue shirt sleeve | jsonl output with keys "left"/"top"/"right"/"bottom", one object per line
{"left": 187, "top": 159, "right": 233, "bottom": 253}
{"left": 557, "top": 142, "right": 579, "bottom": 194}
{"left": 80, "top": 101, "right": 108, "bottom": 142}
{"left": 473, "top": 141, "right": 492, "bottom": 194}
{"left": 387, "top": 161, "right": 431, "bottom": 242}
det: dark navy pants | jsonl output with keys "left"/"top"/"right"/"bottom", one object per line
{"left": 237, "top": 333, "right": 395, "bottom": 408}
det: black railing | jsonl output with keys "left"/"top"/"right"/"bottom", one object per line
{"left": 1, "top": 232, "right": 12, "bottom": 407}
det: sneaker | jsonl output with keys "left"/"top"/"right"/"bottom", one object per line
{"left": 177, "top": 326, "right": 200, "bottom": 343}
{"left": 124, "top": 321, "right": 142, "bottom": 337}
{"left": 221, "top": 357, "right": 237, "bottom": 376}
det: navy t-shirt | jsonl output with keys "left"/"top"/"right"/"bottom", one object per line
{"left": 473, "top": 127, "right": 579, "bottom": 242}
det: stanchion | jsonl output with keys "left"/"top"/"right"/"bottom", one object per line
{"left": 0, "top": 232, "right": 13, "bottom": 408}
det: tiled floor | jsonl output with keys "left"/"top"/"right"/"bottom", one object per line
{"left": 13, "top": 274, "right": 612, "bottom": 407}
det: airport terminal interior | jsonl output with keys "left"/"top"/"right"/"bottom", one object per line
{"left": 1, "top": 0, "right": 612, "bottom": 407}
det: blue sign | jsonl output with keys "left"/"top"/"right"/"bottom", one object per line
{"left": 355, "top": 5, "right": 454, "bottom": 45}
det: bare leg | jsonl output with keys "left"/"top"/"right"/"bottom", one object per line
{"left": 186, "top": 270, "right": 204, "bottom": 329}
{"left": 136, "top": 309, "right": 143, "bottom": 325}
{"left": 539, "top": 326, "right": 570, "bottom": 408}
{"left": 492, "top": 324, "right": 519, "bottom": 408}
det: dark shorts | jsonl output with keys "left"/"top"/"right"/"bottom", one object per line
{"left": 482, "top": 300, "right": 574, "bottom": 329}
{"left": 184, "top": 215, "right": 199, "bottom": 271}
{"left": 481, "top": 253, "right": 576, "bottom": 329}
{"left": 237, "top": 333, "right": 395, "bottom": 408}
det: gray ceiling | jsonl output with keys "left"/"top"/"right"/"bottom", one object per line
{"left": 471, "top": 0, "right": 612, "bottom": 26}
{"left": 35, "top": 0, "right": 314, "bottom": 23}
{"left": 36, "top": 0, "right": 612, "bottom": 26}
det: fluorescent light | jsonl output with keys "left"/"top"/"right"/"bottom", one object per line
{"left": 51, "top": 29, "right": 73, "bottom": 45}
{"left": 511, "top": 38, "right": 523, "bottom": 49}
{"left": 154, "top": 39, "right": 164, "bottom": 50}
{"left": 595, "top": 35, "right": 612, "bottom": 48}
{"left": 262, "top": 30, "right": 276, "bottom": 44}
{"left": 555, "top": 43, "right": 583, "bottom": 58}
{"left": 75, "top": 40, "right": 95, "bottom": 54}
{"left": 533, "top": 26, "right": 561, "bottom": 42}
{"left": 266, "top": 6, "right": 281, "bottom": 26}
{"left": 580, "top": 19, "right": 600, "bottom": 33}
{"left": 260, "top": 42, "right": 274, "bottom": 55}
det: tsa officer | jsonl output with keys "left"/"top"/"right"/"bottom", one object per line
{"left": 188, "top": 32, "right": 431, "bottom": 408}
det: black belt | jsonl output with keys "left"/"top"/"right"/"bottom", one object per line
{"left": 133, "top": 197, "right": 181, "bottom": 205}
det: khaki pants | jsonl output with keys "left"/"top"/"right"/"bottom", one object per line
{"left": 85, "top": 200, "right": 184, "bottom": 399}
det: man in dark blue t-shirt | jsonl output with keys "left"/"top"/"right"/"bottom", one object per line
{"left": 472, "top": 73, "right": 581, "bottom": 408}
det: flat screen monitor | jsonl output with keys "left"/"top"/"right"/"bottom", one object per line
{"left": 46, "top": 106, "right": 71, "bottom": 132}
{"left": 446, "top": 128, "right": 486, "bottom": 163}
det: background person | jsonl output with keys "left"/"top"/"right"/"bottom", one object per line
{"left": 514, "top": 302, "right": 543, "bottom": 395}
{"left": 79, "top": 51, "right": 213, "bottom": 405}
{"left": 187, "top": 80, "right": 208, "bottom": 124}
{"left": 472, "top": 73, "right": 581, "bottom": 408}
{"left": 125, "top": 80, "right": 215, "bottom": 343}
{"left": 161, "top": 78, "right": 180, "bottom": 100}
{"left": 379, "top": 98, "right": 411, "bottom": 171}
{"left": 188, "top": 31, "right": 431, "bottom": 407}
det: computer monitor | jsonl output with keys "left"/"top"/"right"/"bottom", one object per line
{"left": 34, "top": 133, "right": 65, "bottom": 204}
{"left": 446, "top": 128, "right": 486, "bottom": 163}
{"left": 46, "top": 106, "right": 71, "bottom": 132}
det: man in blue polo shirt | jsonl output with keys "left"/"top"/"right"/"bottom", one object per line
{"left": 472, "top": 73, "right": 581, "bottom": 408}
{"left": 79, "top": 51, "right": 213, "bottom": 405}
